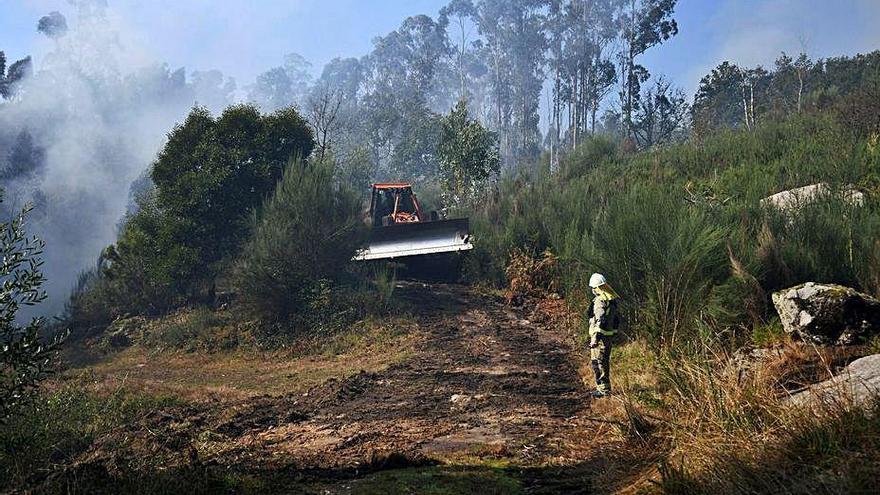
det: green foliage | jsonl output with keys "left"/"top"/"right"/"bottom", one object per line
{"left": 0, "top": 201, "right": 64, "bottom": 420}
{"left": 74, "top": 105, "right": 314, "bottom": 323}
{"left": 232, "top": 159, "right": 365, "bottom": 325}
{"left": 372, "top": 263, "right": 399, "bottom": 311}
{"left": 468, "top": 111, "right": 880, "bottom": 344}
{"left": 751, "top": 319, "right": 786, "bottom": 348}
{"left": 150, "top": 104, "right": 314, "bottom": 268}
{"left": 438, "top": 99, "right": 500, "bottom": 204}
{"left": 693, "top": 50, "right": 880, "bottom": 135}
{"left": 616, "top": 0, "right": 679, "bottom": 138}
{"left": 591, "top": 186, "right": 729, "bottom": 345}
{"left": 559, "top": 134, "right": 619, "bottom": 179}
{"left": 142, "top": 307, "right": 235, "bottom": 353}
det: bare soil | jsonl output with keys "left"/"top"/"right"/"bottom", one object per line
{"left": 47, "top": 283, "right": 658, "bottom": 493}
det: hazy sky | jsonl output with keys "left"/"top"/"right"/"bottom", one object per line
{"left": 3, "top": 0, "right": 880, "bottom": 98}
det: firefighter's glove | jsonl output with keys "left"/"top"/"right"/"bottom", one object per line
{"left": 589, "top": 334, "right": 598, "bottom": 348}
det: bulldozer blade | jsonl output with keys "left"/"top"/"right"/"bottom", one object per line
{"left": 354, "top": 218, "right": 473, "bottom": 261}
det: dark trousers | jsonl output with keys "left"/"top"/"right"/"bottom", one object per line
{"left": 590, "top": 333, "right": 613, "bottom": 392}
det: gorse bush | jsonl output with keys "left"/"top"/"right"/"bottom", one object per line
{"left": 767, "top": 198, "right": 880, "bottom": 296}
{"left": 590, "top": 186, "right": 730, "bottom": 346}
{"left": 232, "top": 159, "right": 365, "bottom": 326}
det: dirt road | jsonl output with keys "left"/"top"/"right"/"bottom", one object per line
{"left": 59, "top": 283, "right": 651, "bottom": 493}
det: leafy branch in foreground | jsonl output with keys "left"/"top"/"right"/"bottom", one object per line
{"left": 0, "top": 201, "right": 65, "bottom": 420}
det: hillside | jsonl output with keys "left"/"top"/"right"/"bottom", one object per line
{"left": 3, "top": 3, "right": 880, "bottom": 493}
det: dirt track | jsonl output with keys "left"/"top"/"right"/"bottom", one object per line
{"left": 59, "top": 283, "right": 650, "bottom": 493}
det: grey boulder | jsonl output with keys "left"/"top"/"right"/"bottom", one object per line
{"left": 772, "top": 282, "right": 880, "bottom": 345}
{"left": 787, "top": 354, "right": 880, "bottom": 410}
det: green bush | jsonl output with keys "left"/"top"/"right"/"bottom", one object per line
{"left": 232, "top": 159, "right": 365, "bottom": 326}
{"left": 69, "top": 105, "right": 315, "bottom": 326}
{"left": 141, "top": 307, "right": 237, "bottom": 352}
{"left": 466, "top": 112, "right": 880, "bottom": 344}
{"left": 589, "top": 186, "right": 730, "bottom": 346}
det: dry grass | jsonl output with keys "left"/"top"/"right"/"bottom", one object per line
{"left": 59, "top": 313, "right": 421, "bottom": 403}
{"left": 586, "top": 336, "right": 880, "bottom": 494}
{"left": 755, "top": 339, "right": 866, "bottom": 393}
{"left": 504, "top": 248, "right": 561, "bottom": 305}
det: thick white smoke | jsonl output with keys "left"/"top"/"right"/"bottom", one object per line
{"left": 0, "top": 1, "right": 236, "bottom": 318}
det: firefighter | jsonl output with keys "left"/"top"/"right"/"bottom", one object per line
{"left": 587, "top": 273, "right": 619, "bottom": 398}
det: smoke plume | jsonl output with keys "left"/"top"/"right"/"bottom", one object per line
{"left": 0, "top": 1, "right": 235, "bottom": 318}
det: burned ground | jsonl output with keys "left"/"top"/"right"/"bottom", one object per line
{"left": 34, "top": 283, "right": 656, "bottom": 494}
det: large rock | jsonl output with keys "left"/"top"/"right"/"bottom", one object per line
{"left": 772, "top": 282, "right": 880, "bottom": 345}
{"left": 787, "top": 354, "right": 880, "bottom": 409}
{"left": 761, "top": 183, "right": 864, "bottom": 212}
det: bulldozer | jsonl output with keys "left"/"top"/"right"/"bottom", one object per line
{"left": 353, "top": 183, "right": 473, "bottom": 261}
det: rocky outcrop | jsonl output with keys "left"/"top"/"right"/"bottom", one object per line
{"left": 787, "top": 354, "right": 880, "bottom": 409}
{"left": 761, "top": 183, "right": 864, "bottom": 212}
{"left": 772, "top": 283, "right": 880, "bottom": 345}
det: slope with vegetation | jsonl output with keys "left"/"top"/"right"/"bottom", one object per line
{"left": 2, "top": 90, "right": 878, "bottom": 494}
{"left": 459, "top": 61, "right": 880, "bottom": 492}
{"left": 3, "top": 0, "right": 880, "bottom": 492}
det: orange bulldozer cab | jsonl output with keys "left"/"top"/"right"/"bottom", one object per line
{"left": 369, "top": 183, "right": 428, "bottom": 226}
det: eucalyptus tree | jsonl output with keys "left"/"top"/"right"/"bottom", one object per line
{"left": 692, "top": 61, "right": 772, "bottom": 135}
{"left": 439, "top": 0, "right": 479, "bottom": 102}
{"left": 307, "top": 57, "right": 365, "bottom": 164}
{"left": 361, "top": 14, "right": 452, "bottom": 180}
{"left": 249, "top": 52, "right": 313, "bottom": 112}
{"left": 615, "top": 0, "right": 678, "bottom": 139}
{"left": 475, "top": 0, "right": 548, "bottom": 166}
{"left": 546, "top": 0, "right": 618, "bottom": 161}
{"left": 631, "top": 75, "right": 688, "bottom": 148}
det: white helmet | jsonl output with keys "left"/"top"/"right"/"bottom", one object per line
{"left": 588, "top": 273, "right": 607, "bottom": 288}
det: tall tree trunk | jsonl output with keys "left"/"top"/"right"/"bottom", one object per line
{"left": 741, "top": 70, "right": 751, "bottom": 131}
{"left": 797, "top": 70, "right": 803, "bottom": 113}
{"left": 624, "top": 0, "right": 636, "bottom": 139}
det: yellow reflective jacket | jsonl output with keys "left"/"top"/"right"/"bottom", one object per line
{"left": 588, "top": 287, "right": 620, "bottom": 336}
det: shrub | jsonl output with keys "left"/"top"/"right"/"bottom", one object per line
{"left": 467, "top": 112, "right": 880, "bottom": 345}
{"left": 558, "top": 134, "right": 618, "bottom": 180}
{"left": 140, "top": 307, "right": 236, "bottom": 352}
{"left": 232, "top": 159, "right": 365, "bottom": 326}
{"left": 504, "top": 248, "right": 561, "bottom": 304}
